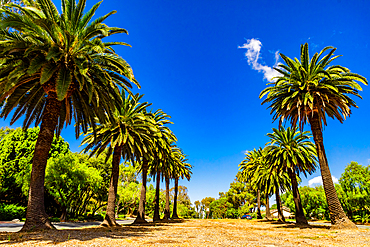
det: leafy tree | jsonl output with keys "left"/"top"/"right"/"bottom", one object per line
{"left": 265, "top": 126, "right": 317, "bottom": 224}
{"left": 0, "top": 0, "right": 138, "bottom": 231}
{"left": 0, "top": 127, "right": 13, "bottom": 141}
{"left": 201, "top": 197, "right": 215, "bottom": 219}
{"left": 45, "top": 152, "right": 103, "bottom": 221}
{"left": 0, "top": 127, "right": 69, "bottom": 206}
{"left": 116, "top": 162, "right": 140, "bottom": 217}
{"left": 194, "top": 200, "right": 201, "bottom": 218}
{"left": 209, "top": 197, "right": 236, "bottom": 219}
{"left": 260, "top": 43, "right": 367, "bottom": 228}
{"left": 339, "top": 162, "right": 370, "bottom": 220}
{"left": 282, "top": 186, "right": 329, "bottom": 220}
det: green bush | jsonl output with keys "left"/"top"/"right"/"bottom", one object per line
{"left": 93, "top": 214, "right": 104, "bottom": 221}
{"left": 49, "top": 217, "right": 60, "bottom": 222}
{"left": 0, "top": 203, "right": 26, "bottom": 221}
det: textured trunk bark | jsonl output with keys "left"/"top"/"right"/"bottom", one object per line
{"left": 163, "top": 174, "right": 170, "bottom": 220}
{"left": 287, "top": 169, "right": 308, "bottom": 224}
{"left": 134, "top": 159, "right": 148, "bottom": 224}
{"left": 309, "top": 114, "right": 356, "bottom": 229}
{"left": 265, "top": 195, "right": 272, "bottom": 220}
{"left": 101, "top": 145, "right": 122, "bottom": 227}
{"left": 153, "top": 170, "right": 161, "bottom": 222}
{"left": 21, "top": 94, "right": 61, "bottom": 231}
{"left": 275, "top": 187, "right": 285, "bottom": 222}
{"left": 60, "top": 206, "right": 67, "bottom": 222}
{"left": 257, "top": 189, "right": 262, "bottom": 219}
{"left": 171, "top": 177, "right": 179, "bottom": 219}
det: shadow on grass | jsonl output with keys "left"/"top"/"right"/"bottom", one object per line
{"left": 0, "top": 219, "right": 186, "bottom": 245}
{"left": 275, "top": 223, "right": 330, "bottom": 230}
{"left": 258, "top": 219, "right": 330, "bottom": 230}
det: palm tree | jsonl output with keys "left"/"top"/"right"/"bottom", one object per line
{"left": 150, "top": 111, "right": 176, "bottom": 222}
{"left": 133, "top": 109, "right": 175, "bottom": 224}
{"left": 162, "top": 145, "right": 181, "bottom": 220}
{"left": 81, "top": 93, "right": 156, "bottom": 227}
{"left": 239, "top": 148, "right": 264, "bottom": 219}
{"left": 266, "top": 126, "right": 317, "bottom": 224}
{"left": 240, "top": 148, "right": 290, "bottom": 222}
{"left": 260, "top": 43, "right": 367, "bottom": 228}
{"left": 0, "top": 0, "right": 138, "bottom": 231}
{"left": 171, "top": 150, "right": 192, "bottom": 219}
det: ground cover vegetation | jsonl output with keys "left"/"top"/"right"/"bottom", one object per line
{"left": 2, "top": 219, "right": 370, "bottom": 246}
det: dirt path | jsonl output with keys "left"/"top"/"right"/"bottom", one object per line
{"left": 1, "top": 219, "right": 369, "bottom": 246}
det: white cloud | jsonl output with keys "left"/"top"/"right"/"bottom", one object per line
{"left": 308, "top": 176, "right": 339, "bottom": 187}
{"left": 238, "top": 38, "right": 281, "bottom": 82}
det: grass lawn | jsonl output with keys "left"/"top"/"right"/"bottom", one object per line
{"left": 1, "top": 219, "right": 368, "bottom": 246}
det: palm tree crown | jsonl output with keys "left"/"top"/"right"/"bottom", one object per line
{"left": 0, "top": 0, "right": 139, "bottom": 136}
{"left": 266, "top": 126, "right": 317, "bottom": 177}
{"left": 260, "top": 43, "right": 367, "bottom": 130}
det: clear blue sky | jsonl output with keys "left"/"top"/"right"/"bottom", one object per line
{"left": 1, "top": 0, "right": 370, "bottom": 204}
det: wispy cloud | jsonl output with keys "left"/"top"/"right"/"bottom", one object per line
{"left": 239, "top": 38, "right": 280, "bottom": 82}
{"left": 308, "top": 176, "right": 339, "bottom": 187}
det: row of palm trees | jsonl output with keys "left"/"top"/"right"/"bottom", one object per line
{"left": 239, "top": 126, "right": 317, "bottom": 224}
{"left": 81, "top": 93, "right": 192, "bottom": 226}
{"left": 245, "top": 43, "right": 367, "bottom": 229}
{"left": 0, "top": 0, "right": 191, "bottom": 231}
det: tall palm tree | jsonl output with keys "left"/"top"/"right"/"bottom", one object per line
{"left": 133, "top": 109, "right": 175, "bottom": 223}
{"left": 150, "top": 111, "right": 176, "bottom": 222}
{"left": 162, "top": 145, "right": 181, "bottom": 220}
{"left": 260, "top": 43, "right": 367, "bottom": 228}
{"left": 0, "top": 0, "right": 138, "bottom": 231}
{"left": 171, "top": 150, "right": 192, "bottom": 219}
{"left": 266, "top": 126, "right": 317, "bottom": 224}
{"left": 81, "top": 93, "right": 156, "bottom": 227}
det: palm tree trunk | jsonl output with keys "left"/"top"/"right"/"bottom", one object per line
{"left": 102, "top": 145, "right": 122, "bottom": 227}
{"left": 153, "top": 170, "right": 161, "bottom": 222}
{"left": 275, "top": 186, "right": 285, "bottom": 222}
{"left": 287, "top": 169, "right": 307, "bottom": 224}
{"left": 265, "top": 195, "right": 272, "bottom": 220}
{"left": 171, "top": 177, "right": 179, "bottom": 219}
{"left": 309, "top": 114, "right": 356, "bottom": 229}
{"left": 257, "top": 189, "right": 262, "bottom": 219}
{"left": 134, "top": 158, "right": 148, "bottom": 224}
{"left": 163, "top": 174, "right": 171, "bottom": 220}
{"left": 21, "top": 94, "right": 61, "bottom": 231}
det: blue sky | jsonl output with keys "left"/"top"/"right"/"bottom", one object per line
{"left": 1, "top": 0, "right": 370, "bottom": 204}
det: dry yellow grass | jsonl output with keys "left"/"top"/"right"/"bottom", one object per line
{"left": 1, "top": 219, "right": 369, "bottom": 246}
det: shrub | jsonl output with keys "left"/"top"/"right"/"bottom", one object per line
{"left": 93, "top": 214, "right": 104, "bottom": 221}
{"left": 0, "top": 203, "right": 26, "bottom": 221}
{"left": 49, "top": 217, "right": 61, "bottom": 222}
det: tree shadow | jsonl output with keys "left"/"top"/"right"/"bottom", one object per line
{"left": 275, "top": 223, "right": 330, "bottom": 230}
{"left": 0, "top": 220, "right": 186, "bottom": 245}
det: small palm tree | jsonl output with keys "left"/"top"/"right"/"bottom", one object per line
{"left": 239, "top": 148, "right": 265, "bottom": 219}
{"left": 81, "top": 93, "right": 156, "bottom": 227}
{"left": 266, "top": 126, "right": 317, "bottom": 224}
{"left": 240, "top": 148, "right": 290, "bottom": 222}
{"left": 0, "top": 0, "right": 138, "bottom": 231}
{"left": 260, "top": 43, "right": 367, "bottom": 228}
